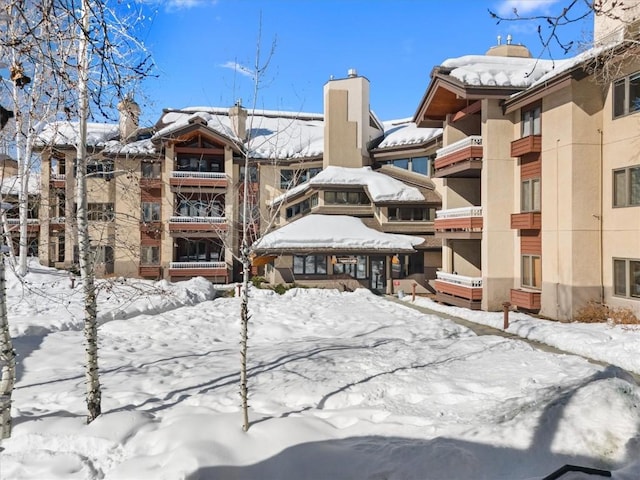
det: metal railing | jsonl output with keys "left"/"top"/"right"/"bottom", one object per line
{"left": 170, "top": 171, "right": 227, "bottom": 179}
{"left": 50, "top": 173, "right": 66, "bottom": 181}
{"left": 5, "top": 218, "right": 39, "bottom": 224}
{"left": 169, "top": 261, "right": 226, "bottom": 269}
{"left": 436, "top": 271, "right": 483, "bottom": 288}
{"left": 436, "top": 206, "right": 483, "bottom": 219}
{"left": 169, "top": 216, "right": 226, "bottom": 223}
{"left": 435, "top": 135, "right": 482, "bottom": 158}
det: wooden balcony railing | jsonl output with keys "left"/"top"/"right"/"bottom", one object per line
{"left": 510, "top": 212, "right": 541, "bottom": 230}
{"left": 168, "top": 261, "right": 228, "bottom": 281}
{"left": 434, "top": 271, "right": 483, "bottom": 309}
{"left": 510, "top": 135, "right": 541, "bottom": 157}
{"left": 435, "top": 206, "right": 483, "bottom": 238}
{"left": 434, "top": 136, "right": 483, "bottom": 177}
{"left": 169, "top": 171, "right": 228, "bottom": 188}
{"left": 168, "top": 216, "right": 228, "bottom": 233}
{"left": 510, "top": 288, "right": 541, "bottom": 311}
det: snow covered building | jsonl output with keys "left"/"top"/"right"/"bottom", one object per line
{"left": 35, "top": 71, "right": 444, "bottom": 291}
{"left": 415, "top": 8, "right": 640, "bottom": 320}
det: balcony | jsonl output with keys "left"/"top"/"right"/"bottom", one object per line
{"left": 434, "top": 136, "right": 483, "bottom": 178}
{"left": 434, "top": 271, "right": 482, "bottom": 309}
{"left": 5, "top": 218, "right": 39, "bottom": 233}
{"left": 50, "top": 173, "right": 66, "bottom": 188}
{"left": 169, "top": 171, "right": 227, "bottom": 189}
{"left": 510, "top": 135, "right": 541, "bottom": 157}
{"left": 510, "top": 212, "right": 541, "bottom": 230}
{"left": 139, "top": 265, "right": 162, "bottom": 279}
{"left": 510, "top": 288, "right": 541, "bottom": 311}
{"left": 49, "top": 216, "right": 66, "bottom": 231}
{"left": 168, "top": 216, "right": 228, "bottom": 234}
{"left": 435, "top": 206, "right": 483, "bottom": 239}
{"left": 168, "top": 261, "right": 228, "bottom": 282}
{"left": 140, "top": 176, "right": 163, "bottom": 189}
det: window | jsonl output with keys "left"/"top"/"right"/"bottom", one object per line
{"left": 387, "top": 207, "right": 435, "bottom": 221}
{"left": 57, "top": 234, "right": 65, "bottom": 262}
{"left": 293, "top": 255, "right": 326, "bottom": 275}
{"left": 75, "top": 160, "right": 113, "bottom": 179}
{"left": 285, "top": 194, "right": 317, "bottom": 219}
{"left": 333, "top": 256, "right": 367, "bottom": 279}
{"left": 324, "top": 190, "right": 370, "bottom": 205}
{"left": 521, "top": 178, "right": 541, "bottom": 212}
{"left": 175, "top": 238, "right": 222, "bottom": 262}
{"left": 522, "top": 255, "right": 541, "bottom": 289}
{"left": 279, "top": 167, "right": 322, "bottom": 189}
{"left": 87, "top": 203, "right": 114, "bottom": 221}
{"left": 521, "top": 106, "right": 541, "bottom": 137}
{"left": 613, "top": 258, "right": 640, "bottom": 298}
{"left": 140, "top": 246, "right": 160, "bottom": 265}
{"left": 613, "top": 165, "right": 640, "bottom": 207}
{"left": 176, "top": 155, "right": 221, "bottom": 173}
{"left": 142, "top": 162, "right": 161, "bottom": 179}
{"left": 378, "top": 157, "right": 433, "bottom": 177}
{"left": 141, "top": 202, "right": 161, "bottom": 222}
{"left": 92, "top": 245, "right": 114, "bottom": 264}
{"left": 613, "top": 72, "right": 640, "bottom": 118}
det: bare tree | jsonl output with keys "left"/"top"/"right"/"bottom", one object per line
{"left": 0, "top": 0, "right": 154, "bottom": 424}
{"left": 0, "top": 202, "right": 15, "bottom": 439}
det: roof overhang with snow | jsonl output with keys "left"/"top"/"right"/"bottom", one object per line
{"left": 252, "top": 215, "right": 424, "bottom": 255}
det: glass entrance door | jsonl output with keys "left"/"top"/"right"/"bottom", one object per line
{"left": 370, "top": 257, "right": 385, "bottom": 292}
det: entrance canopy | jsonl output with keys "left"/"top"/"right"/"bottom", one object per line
{"left": 252, "top": 214, "right": 424, "bottom": 255}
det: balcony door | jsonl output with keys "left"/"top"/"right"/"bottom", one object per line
{"left": 369, "top": 257, "right": 385, "bottom": 292}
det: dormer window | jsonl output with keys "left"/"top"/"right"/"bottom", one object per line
{"left": 521, "top": 106, "right": 541, "bottom": 137}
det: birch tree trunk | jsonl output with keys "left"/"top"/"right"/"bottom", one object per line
{"left": 0, "top": 230, "right": 15, "bottom": 439}
{"left": 240, "top": 157, "right": 251, "bottom": 432}
{"left": 77, "top": 0, "right": 101, "bottom": 424}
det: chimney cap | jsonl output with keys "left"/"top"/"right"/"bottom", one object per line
{"left": 347, "top": 68, "right": 357, "bottom": 78}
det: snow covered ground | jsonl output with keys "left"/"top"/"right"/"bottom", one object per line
{"left": 1, "top": 263, "right": 640, "bottom": 479}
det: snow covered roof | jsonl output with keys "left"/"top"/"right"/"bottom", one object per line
{"left": 253, "top": 214, "right": 424, "bottom": 253}
{"left": 154, "top": 107, "right": 325, "bottom": 160}
{"left": 311, "top": 166, "right": 425, "bottom": 202}
{"left": 377, "top": 119, "right": 441, "bottom": 149}
{"left": 36, "top": 121, "right": 119, "bottom": 147}
{"left": 0, "top": 174, "right": 40, "bottom": 195}
{"left": 271, "top": 166, "right": 426, "bottom": 206}
{"left": 102, "top": 137, "right": 157, "bottom": 156}
{"left": 440, "top": 55, "right": 559, "bottom": 88}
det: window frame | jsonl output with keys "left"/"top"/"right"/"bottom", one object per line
{"left": 521, "top": 105, "right": 541, "bottom": 137}
{"left": 613, "top": 258, "right": 640, "bottom": 299}
{"left": 293, "top": 255, "right": 327, "bottom": 275}
{"left": 140, "top": 245, "right": 160, "bottom": 265}
{"left": 613, "top": 165, "right": 640, "bottom": 208}
{"left": 521, "top": 254, "right": 542, "bottom": 289}
{"left": 521, "top": 178, "right": 541, "bottom": 213}
{"left": 141, "top": 202, "right": 161, "bottom": 222}
{"left": 613, "top": 72, "right": 640, "bottom": 118}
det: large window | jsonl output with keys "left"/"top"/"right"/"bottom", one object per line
{"left": 521, "top": 178, "right": 541, "bottom": 212}
{"left": 324, "top": 190, "right": 370, "bottom": 205}
{"left": 293, "top": 255, "right": 327, "bottom": 275}
{"left": 613, "top": 72, "right": 640, "bottom": 118}
{"left": 378, "top": 156, "right": 433, "bottom": 177}
{"left": 333, "top": 256, "right": 367, "bottom": 279}
{"left": 280, "top": 167, "right": 322, "bottom": 189}
{"left": 387, "top": 207, "right": 435, "bottom": 221}
{"left": 87, "top": 203, "right": 114, "bottom": 221}
{"left": 140, "top": 246, "right": 160, "bottom": 265}
{"left": 141, "top": 202, "right": 161, "bottom": 222}
{"left": 521, "top": 106, "right": 541, "bottom": 137}
{"left": 176, "top": 155, "right": 221, "bottom": 173}
{"left": 522, "top": 254, "right": 541, "bottom": 289}
{"left": 286, "top": 194, "right": 318, "bottom": 219}
{"left": 614, "top": 258, "right": 640, "bottom": 298}
{"left": 142, "top": 162, "right": 161, "bottom": 179}
{"left": 175, "top": 239, "right": 222, "bottom": 262}
{"left": 613, "top": 165, "right": 640, "bottom": 207}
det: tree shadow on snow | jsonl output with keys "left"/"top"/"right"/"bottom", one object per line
{"left": 232, "top": 365, "right": 639, "bottom": 480}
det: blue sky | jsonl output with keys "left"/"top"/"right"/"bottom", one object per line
{"left": 137, "top": 0, "right": 593, "bottom": 125}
